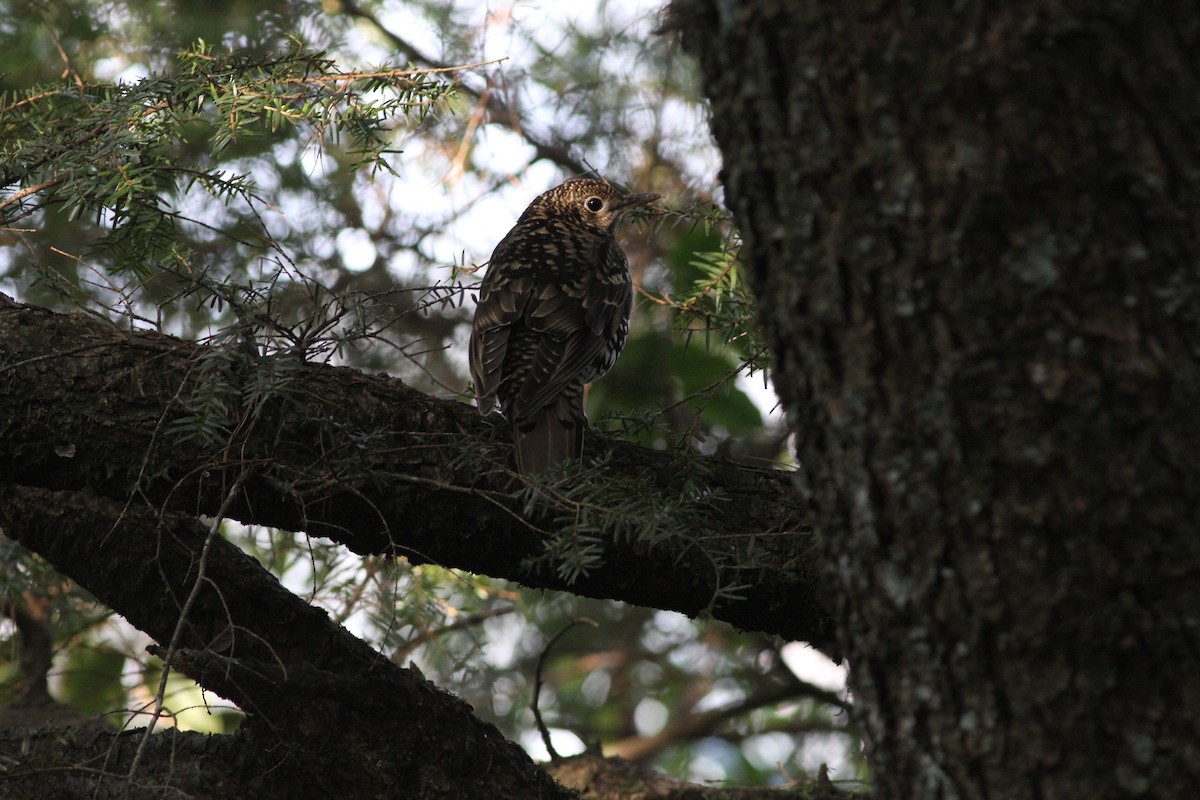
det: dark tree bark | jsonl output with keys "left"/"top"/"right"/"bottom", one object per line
{"left": 0, "top": 296, "right": 828, "bottom": 797}
{"left": 674, "top": 1, "right": 1200, "bottom": 798}
{"left": 0, "top": 297, "right": 824, "bottom": 644}
{"left": 1, "top": 484, "right": 563, "bottom": 800}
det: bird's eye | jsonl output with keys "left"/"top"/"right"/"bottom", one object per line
{"left": 584, "top": 197, "right": 604, "bottom": 213}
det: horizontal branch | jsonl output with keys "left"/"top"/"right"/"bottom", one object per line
{"left": 0, "top": 727, "right": 848, "bottom": 800}
{"left": 0, "top": 296, "right": 830, "bottom": 646}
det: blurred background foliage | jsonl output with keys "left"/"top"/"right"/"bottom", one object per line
{"left": 0, "top": 0, "right": 862, "bottom": 787}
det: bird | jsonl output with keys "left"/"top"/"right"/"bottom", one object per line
{"left": 469, "top": 176, "right": 659, "bottom": 474}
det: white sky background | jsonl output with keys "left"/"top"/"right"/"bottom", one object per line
{"left": 34, "top": 0, "right": 854, "bottom": 779}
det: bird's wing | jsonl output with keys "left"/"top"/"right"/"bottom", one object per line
{"left": 469, "top": 271, "right": 534, "bottom": 412}
{"left": 512, "top": 266, "right": 631, "bottom": 419}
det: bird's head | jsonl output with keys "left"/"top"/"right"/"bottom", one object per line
{"left": 526, "top": 177, "right": 659, "bottom": 235}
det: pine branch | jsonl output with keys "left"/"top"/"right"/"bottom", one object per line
{"left": 0, "top": 295, "right": 831, "bottom": 647}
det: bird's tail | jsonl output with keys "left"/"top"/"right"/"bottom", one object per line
{"left": 514, "top": 401, "right": 584, "bottom": 475}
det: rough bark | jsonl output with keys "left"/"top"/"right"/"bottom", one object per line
{"left": 0, "top": 728, "right": 246, "bottom": 799}
{"left": 0, "top": 297, "right": 827, "bottom": 646}
{"left": 674, "top": 1, "right": 1200, "bottom": 798}
{"left": 0, "top": 483, "right": 565, "bottom": 799}
{"left": 0, "top": 295, "right": 829, "bottom": 797}
{"left": 0, "top": 485, "right": 827, "bottom": 799}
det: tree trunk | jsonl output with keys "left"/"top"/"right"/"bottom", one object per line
{"left": 673, "top": 2, "right": 1200, "bottom": 798}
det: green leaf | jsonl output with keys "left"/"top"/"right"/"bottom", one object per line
{"left": 590, "top": 331, "right": 763, "bottom": 437}
{"left": 58, "top": 645, "right": 127, "bottom": 722}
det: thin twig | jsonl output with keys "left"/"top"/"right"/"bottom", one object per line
{"left": 276, "top": 60, "right": 507, "bottom": 84}
{"left": 391, "top": 605, "right": 515, "bottom": 664}
{"left": 337, "top": 0, "right": 589, "bottom": 176}
{"left": 532, "top": 617, "right": 598, "bottom": 761}
{"left": 656, "top": 346, "right": 768, "bottom": 417}
{"left": 0, "top": 177, "right": 66, "bottom": 213}
{"left": 126, "top": 470, "right": 253, "bottom": 780}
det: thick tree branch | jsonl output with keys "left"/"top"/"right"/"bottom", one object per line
{"left": 0, "top": 482, "right": 568, "bottom": 799}
{"left": 0, "top": 296, "right": 829, "bottom": 646}
{"left": 0, "top": 728, "right": 244, "bottom": 799}
{"left": 545, "top": 752, "right": 849, "bottom": 799}
{"left": 0, "top": 728, "right": 849, "bottom": 800}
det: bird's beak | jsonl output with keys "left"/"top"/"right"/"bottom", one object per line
{"left": 610, "top": 192, "right": 660, "bottom": 213}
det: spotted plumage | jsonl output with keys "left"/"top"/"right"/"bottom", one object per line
{"left": 469, "top": 177, "right": 658, "bottom": 473}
